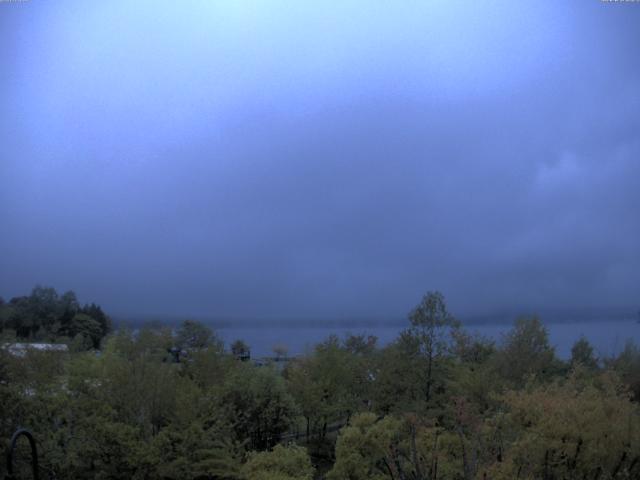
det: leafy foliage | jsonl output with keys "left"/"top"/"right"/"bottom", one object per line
{"left": 0, "top": 285, "right": 111, "bottom": 348}
{"left": 242, "top": 444, "right": 314, "bottom": 480}
{"left": 571, "top": 335, "right": 599, "bottom": 370}
{"left": 495, "top": 315, "right": 560, "bottom": 385}
{"left": 2, "top": 287, "right": 640, "bottom": 480}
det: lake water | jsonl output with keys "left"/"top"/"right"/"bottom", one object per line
{"left": 216, "top": 320, "right": 640, "bottom": 359}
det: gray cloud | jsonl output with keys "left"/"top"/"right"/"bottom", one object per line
{"left": 1, "top": 1, "right": 639, "bottom": 321}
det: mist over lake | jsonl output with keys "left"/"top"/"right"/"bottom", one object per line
{"left": 216, "top": 319, "right": 640, "bottom": 359}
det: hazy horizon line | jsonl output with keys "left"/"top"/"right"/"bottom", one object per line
{"left": 112, "top": 305, "right": 639, "bottom": 328}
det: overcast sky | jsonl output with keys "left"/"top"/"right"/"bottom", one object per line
{"left": 1, "top": 1, "right": 639, "bottom": 321}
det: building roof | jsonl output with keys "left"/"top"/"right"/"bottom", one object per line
{"left": 2, "top": 342, "right": 69, "bottom": 357}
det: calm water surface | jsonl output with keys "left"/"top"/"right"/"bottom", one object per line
{"left": 217, "top": 321, "right": 640, "bottom": 359}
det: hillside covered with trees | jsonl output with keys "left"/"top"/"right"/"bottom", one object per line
{"left": 0, "top": 286, "right": 111, "bottom": 350}
{"left": 1, "top": 290, "right": 640, "bottom": 479}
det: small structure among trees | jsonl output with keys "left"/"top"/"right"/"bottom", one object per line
{"left": 2, "top": 342, "right": 69, "bottom": 357}
{"left": 272, "top": 343, "right": 288, "bottom": 361}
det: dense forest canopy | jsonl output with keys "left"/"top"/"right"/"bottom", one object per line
{"left": 0, "top": 286, "right": 111, "bottom": 349}
{"left": 1, "top": 289, "right": 640, "bottom": 479}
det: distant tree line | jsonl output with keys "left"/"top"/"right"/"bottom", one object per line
{"left": 1, "top": 291, "right": 640, "bottom": 479}
{"left": 0, "top": 285, "right": 111, "bottom": 349}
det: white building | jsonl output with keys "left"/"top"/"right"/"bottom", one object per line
{"left": 2, "top": 342, "right": 69, "bottom": 357}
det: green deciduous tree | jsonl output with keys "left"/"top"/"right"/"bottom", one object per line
{"left": 328, "top": 413, "right": 403, "bottom": 480}
{"left": 242, "top": 444, "right": 314, "bottom": 480}
{"left": 150, "top": 422, "right": 243, "bottom": 479}
{"left": 495, "top": 316, "right": 560, "bottom": 385}
{"left": 489, "top": 373, "right": 640, "bottom": 479}
{"left": 407, "top": 291, "right": 459, "bottom": 404}
{"left": 175, "top": 319, "right": 222, "bottom": 351}
{"left": 68, "top": 313, "right": 103, "bottom": 349}
{"left": 221, "top": 365, "right": 298, "bottom": 450}
{"left": 571, "top": 336, "right": 599, "bottom": 370}
{"left": 373, "top": 332, "right": 426, "bottom": 414}
{"left": 231, "top": 339, "right": 251, "bottom": 359}
{"left": 606, "top": 340, "right": 640, "bottom": 401}
{"left": 0, "top": 285, "right": 110, "bottom": 346}
{"left": 286, "top": 335, "right": 368, "bottom": 441}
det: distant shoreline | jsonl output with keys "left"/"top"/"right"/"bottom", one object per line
{"left": 113, "top": 308, "right": 638, "bottom": 330}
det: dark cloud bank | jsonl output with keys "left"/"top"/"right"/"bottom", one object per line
{"left": 1, "top": 1, "right": 639, "bottom": 324}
